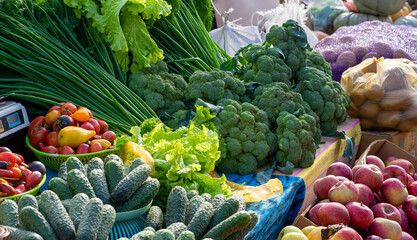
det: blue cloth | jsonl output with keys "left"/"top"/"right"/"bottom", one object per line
{"left": 225, "top": 173, "right": 306, "bottom": 240}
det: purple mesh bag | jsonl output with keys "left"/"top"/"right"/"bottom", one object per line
{"left": 314, "top": 21, "right": 417, "bottom": 81}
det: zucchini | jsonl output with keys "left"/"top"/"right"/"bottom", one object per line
{"left": 58, "top": 161, "right": 67, "bottom": 180}
{"left": 39, "top": 190, "right": 76, "bottom": 240}
{"left": 75, "top": 198, "right": 103, "bottom": 240}
{"left": 145, "top": 206, "right": 163, "bottom": 230}
{"left": 212, "top": 194, "right": 226, "bottom": 210}
{"left": 209, "top": 197, "right": 240, "bottom": 229}
{"left": 88, "top": 169, "right": 110, "bottom": 204}
{"left": 201, "top": 211, "right": 252, "bottom": 240}
{"left": 86, "top": 157, "right": 104, "bottom": 176}
{"left": 20, "top": 206, "right": 58, "bottom": 240}
{"left": 117, "top": 177, "right": 159, "bottom": 212}
{"left": 187, "top": 202, "right": 214, "bottom": 239}
{"left": 48, "top": 177, "right": 74, "bottom": 200}
{"left": 130, "top": 230, "right": 155, "bottom": 240}
{"left": 185, "top": 195, "right": 205, "bottom": 225}
{"left": 142, "top": 227, "right": 155, "bottom": 233}
{"left": 66, "top": 157, "right": 85, "bottom": 175}
{"left": 167, "top": 222, "right": 187, "bottom": 238}
{"left": 201, "top": 193, "right": 212, "bottom": 203}
{"left": 18, "top": 194, "right": 38, "bottom": 228}
{"left": 2, "top": 225, "right": 43, "bottom": 240}
{"left": 230, "top": 194, "right": 246, "bottom": 211}
{"left": 67, "top": 169, "right": 96, "bottom": 198}
{"left": 95, "top": 204, "right": 116, "bottom": 240}
{"left": 111, "top": 164, "right": 151, "bottom": 204}
{"left": 154, "top": 229, "right": 175, "bottom": 240}
{"left": 164, "top": 186, "right": 188, "bottom": 227}
{"left": 226, "top": 210, "right": 258, "bottom": 240}
{"left": 177, "top": 231, "right": 196, "bottom": 240}
{"left": 186, "top": 190, "right": 199, "bottom": 200}
{"left": 0, "top": 199, "right": 18, "bottom": 227}
{"left": 105, "top": 160, "right": 125, "bottom": 193}
{"left": 103, "top": 154, "right": 122, "bottom": 165}
{"left": 68, "top": 193, "right": 89, "bottom": 230}
{"left": 128, "top": 158, "right": 145, "bottom": 173}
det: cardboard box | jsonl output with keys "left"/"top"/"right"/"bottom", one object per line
{"left": 357, "top": 130, "right": 417, "bottom": 158}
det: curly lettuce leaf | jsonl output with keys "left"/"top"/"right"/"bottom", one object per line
{"left": 124, "top": 0, "right": 171, "bottom": 21}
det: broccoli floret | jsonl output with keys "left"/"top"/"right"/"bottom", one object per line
{"left": 306, "top": 51, "right": 332, "bottom": 76}
{"left": 128, "top": 60, "right": 187, "bottom": 115}
{"left": 294, "top": 67, "right": 349, "bottom": 135}
{"left": 185, "top": 69, "right": 246, "bottom": 105}
{"left": 240, "top": 44, "right": 292, "bottom": 88}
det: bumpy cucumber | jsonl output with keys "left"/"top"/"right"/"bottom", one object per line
{"left": 186, "top": 190, "right": 199, "bottom": 200}
{"left": 130, "top": 230, "right": 155, "bottom": 240}
{"left": 153, "top": 229, "right": 175, "bottom": 240}
{"left": 142, "top": 227, "right": 155, "bottom": 233}
{"left": 18, "top": 194, "right": 38, "bottom": 228}
{"left": 209, "top": 197, "right": 240, "bottom": 229}
{"left": 39, "top": 190, "right": 76, "bottom": 240}
{"left": 164, "top": 186, "right": 188, "bottom": 227}
{"left": 111, "top": 164, "right": 151, "bottom": 204}
{"left": 201, "top": 193, "right": 212, "bottom": 203}
{"left": 68, "top": 193, "right": 89, "bottom": 230}
{"left": 75, "top": 198, "right": 103, "bottom": 240}
{"left": 226, "top": 210, "right": 258, "bottom": 240}
{"left": 177, "top": 231, "right": 196, "bottom": 240}
{"left": 187, "top": 202, "right": 214, "bottom": 239}
{"left": 58, "top": 161, "right": 67, "bottom": 180}
{"left": 67, "top": 169, "right": 96, "bottom": 198}
{"left": 103, "top": 154, "right": 122, "bottom": 165}
{"left": 61, "top": 199, "right": 72, "bottom": 213}
{"left": 230, "top": 194, "right": 246, "bottom": 211}
{"left": 212, "top": 194, "right": 226, "bottom": 210}
{"left": 202, "top": 211, "right": 252, "bottom": 240}
{"left": 0, "top": 199, "right": 18, "bottom": 227}
{"left": 66, "top": 157, "right": 85, "bottom": 175}
{"left": 128, "top": 158, "right": 146, "bottom": 173}
{"left": 86, "top": 157, "right": 105, "bottom": 176}
{"left": 95, "top": 204, "right": 116, "bottom": 240}
{"left": 48, "top": 177, "right": 74, "bottom": 200}
{"left": 105, "top": 160, "right": 125, "bottom": 193}
{"left": 167, "top": 222, "right": 188, "bottom": 238}
{"left": 2, "top": 225, "right": 43, "bottom": 240}
{"left": 145, "top": 206, "right": 164, "bottom": 230}
{"left": 88, "top": 169, "right": 110, "bottom": 204}
{"left": 185, "top": 195, "right": 205, "bottom": 225}
{"left": 20, "top": 206, "right": 58, "bottom": 240}
{"left": 117, "top": 177, "right": 159, "bottom": 212}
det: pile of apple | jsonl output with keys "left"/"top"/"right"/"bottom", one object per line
{"left": 277, "top": 224, "right": 362, "bottom": 240}
{"left": 28, "top": 102, "right": 116, "bottom": 155}
{"left": 310, "top": 157, "right": 417, "bottom": 240}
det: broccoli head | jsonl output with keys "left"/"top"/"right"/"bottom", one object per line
{"left": 294, "top": 67, "right": 350, "bottom": 135}
{"left": 128, "top": 60, "right": 187, "bottom": 115}
{"left": 185, "top": 69, "right": 246, "bottom": 105}
{"left": 240, "top": 44, "right": 292, "bottom": 88}
{"left": 306, "top": 51, "right": 332, "bottom": 77}
{"left": 265, "top": 25, "right": 307, "bottom": 73}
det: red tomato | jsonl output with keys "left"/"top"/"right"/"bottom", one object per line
{"left": 29, "top": 127, "right": 48, "bottom": 150}
{"left": 25, "top": 171, "right": 42, "bottom": 188}
{"left": 0, "top": 183, "right": 16, "bottom": 196}
{"left": 14, "top": 153, "right": 25, "bottom": 166}
{"left": 80, "top": 122, "right": 95, "bottom": 131}
{"left": 27, "top": 116, "right": 45, "bottom": 136}
{"left": 45, "top": 110, "right": 61, "bottom": 126}
{"left": 46, "top": 132, "right": 59, "bottom": 148}
{"left": 0, "top": 152, "right": 17, "bottom": 166}
{"left": 90, "top": 142, "right": 102, "bottom": 153}
{"left": 60, "top": 146, "right": 75, "bottom": 155}
{"left": 48, "top": 105, "right": 61, "bottom": 113}
{"left": 102, "top": 131, "right": 116, "bottom": 143}
{"left": 87, "top": 118, "right": 100, "bottom": 134}
{"left": 41, "top": 145, "right": 59, "bottom": 154}
{"left": 10, "top": 167, "right": 21, "bottom": 179}
{"left": 76, "top": 144, "right": 90, "bottom": 154}
{"left": 60, "top": 103, "right": 77, "bottom": 116}
{"left": 15, "top": 184, "right": 26, "bottom": 194}
{"left": 0, "top": 169, "right": 13, "bottom": 178}
{"left": 96, "top": 119, "right": 109, "bottom": 134}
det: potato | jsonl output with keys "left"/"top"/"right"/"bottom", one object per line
{"left": 397, "top": 120, "right": 417, "bottom": 132}
{"left": 403, "top": 104, "right": 417, "bottom": 122}
{"left": 350, "top": 88, "right": 366, "bottom": 108}
{"left": 365, "top": 83, "right": 385, "bottom": 102}
{"left": 359, "top": 101, "right": 380, "bottom": 119}
{"left": 376, "top": 111, "right": 402, "bottom": 129}
{"left": 379, "top": 90, "right": 412, "bottom": 110}
{"left": 360, "top": 118, "right": 375, "bottom": 130}
{"left": 381, "top": 66, "right": 409, "bottom": 92}
{"left": 347, "top": 102, "right": 360, "bottom": 118}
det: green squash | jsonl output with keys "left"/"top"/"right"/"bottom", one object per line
{"left": 333, "top": 12, "right": 392, "bottom": 31}
{"left": 354, "top": 0, "right": 406, "bottom": 16}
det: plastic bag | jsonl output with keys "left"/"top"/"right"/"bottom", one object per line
{"left": 307, "top": 0, "right": 347, "bottom": 34}
{"left": 209, "top": 8, "right": 262, "bottom": 56}
{"left": 256, "top": 0, "right": 318, "bottom": 48}
{"left": 341, "top": 57, "right": 417, "bottom": 132}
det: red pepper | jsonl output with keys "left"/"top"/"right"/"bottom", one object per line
{"left": 0, "top": 183, "right": 16, "bottom": 196}
{"left": 0, "top": 169, "right": 13, "bottom": 178}
{"left": 14, "top": 184, "right": 26, "bottom": 194}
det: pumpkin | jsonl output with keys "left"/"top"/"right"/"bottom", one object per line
{"left": 333, "top": 12, "right": 393, "bottom": 31}
{"left": 353, "top": 0, "right": 407, "bottom": 16}
{"left": 394, "top": 16, "right": 417, "bottom": 27}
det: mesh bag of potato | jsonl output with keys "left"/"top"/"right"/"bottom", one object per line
{"left": 341, "top": 57, "right": 417, "bottom": 131}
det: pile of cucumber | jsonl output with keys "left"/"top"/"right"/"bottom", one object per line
{"left": 49, "top": 155, "right": 160, "bottom": 212}
{"left": 118, "top": 186, "right": 258, "bottom": 240}
{"left": 0, "top": 190, "right": 116, "bottom": 240}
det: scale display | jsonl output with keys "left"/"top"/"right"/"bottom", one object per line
{"left": 0, "top": 110, "right": 24, "bottom": 132}
{"left": 7, "top": 113, "right": 21, "bottom": 128}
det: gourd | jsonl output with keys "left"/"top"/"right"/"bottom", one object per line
{"left": 394, "top": 16, "right": 417, "bottom": 27}
{"left": 353, "top": 0, "right": 406, "bottom": 16}
{"left": 333, "top": 12, "right": 392, "bottom": 31}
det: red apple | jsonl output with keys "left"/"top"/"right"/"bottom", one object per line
{"left": 403, "top": 197, "right": 417, "bottom": 225}
{"left": 336, "top": 176, "right": 350, "bottom": 182}
{"left": 406, "top": 174, "right": 414, "bottom": 187}
{"left": 327, "top": 162, "right": 353, "bottom": 180}
{"left": 318, "top": 202, "right": 350, "bottom": 227}
{"left": 384, "top": 156, "right": 397, "bottom": 166}
{"left": 383, "top": 165, "right": 408, "bottom": 185}
{"left": 102, "top": 131, "right": 116, "bottom": 143}
{"left": 397, "top": 207, "right": 408, "bottom": 231}
{"left": 354, "top": 164, "right": 384, "bottom": 192}
{"left": 60, "top": 145, "right": 75, "bottom": 155}
{"left": 374, "top": 191, "right": 383, "bottom": 204}
{"left": 364, "top": 236, "right": 384, "bottom": 240}
{"left": 314, "top": 175, "right": 339, "bottom": 199}
{"left": 328, "top": 227, "right": 363, "bottom": 240}
{"left": 352, "top": 165, "right": 362, "bottom": 178}
{"left": 366, "top": 155, "right": 385, "bottom": 171}
{"left": 346, "top": 202, "right": 374, "bottom": 230}
{"left": 87, "top": 118, "right": 100, "bottom": 135}
{"left": 308, "top": 202, "right": 326, "bottom": 225}
{"left": 369, "top": 218, "right": 402, "bottom": 240}
{"left": 414, "top": 172, "right": 417, "bottom": 181}
{"left": 406, "top": 224, "right": 416, "bottom": 236}
{"left": 371, "top": 203, "right": 402, "bottom": 225}
{"left": 328, "top": 181, "right": 359, "bottom": 205}
{"left": 388, "top": 159, "right": 415, "bottom": 176}
{"left": 408, "top": 182, "right": 417, "bottom": 196}
{"left": 400, "top": 231, "right": 414, "bottom": 240}
{"left": 355, "top": 183, "right": 375, "bottom": 208}
{"left": 381, "top": 178, "right": 408, "bottom": 206}
{"left": 80, "top": 122, "right": 95, "bottom": 131}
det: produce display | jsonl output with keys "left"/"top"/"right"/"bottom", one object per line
{"left": 49, "top": 155, "right": 159, "bottom": 213}
{"left": 333, "top": 12, "right": 392, "bottom": 31}
{"left": 276, "top": 224, "right": 362, "bottom": 240}
{"left": 0, "top": 190, "right": 116, "bottom": 240}
{"left": 28, "top": 103, "right": 116, "bottom": 154}
{"left": 309, "top": 156, "right": 417, "bottom": 240}
{"left": 353, "top": 0, "right": 407, "bottom": 16}
{"left": 0, "top": 147, "right": 46, "bottom": 197}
